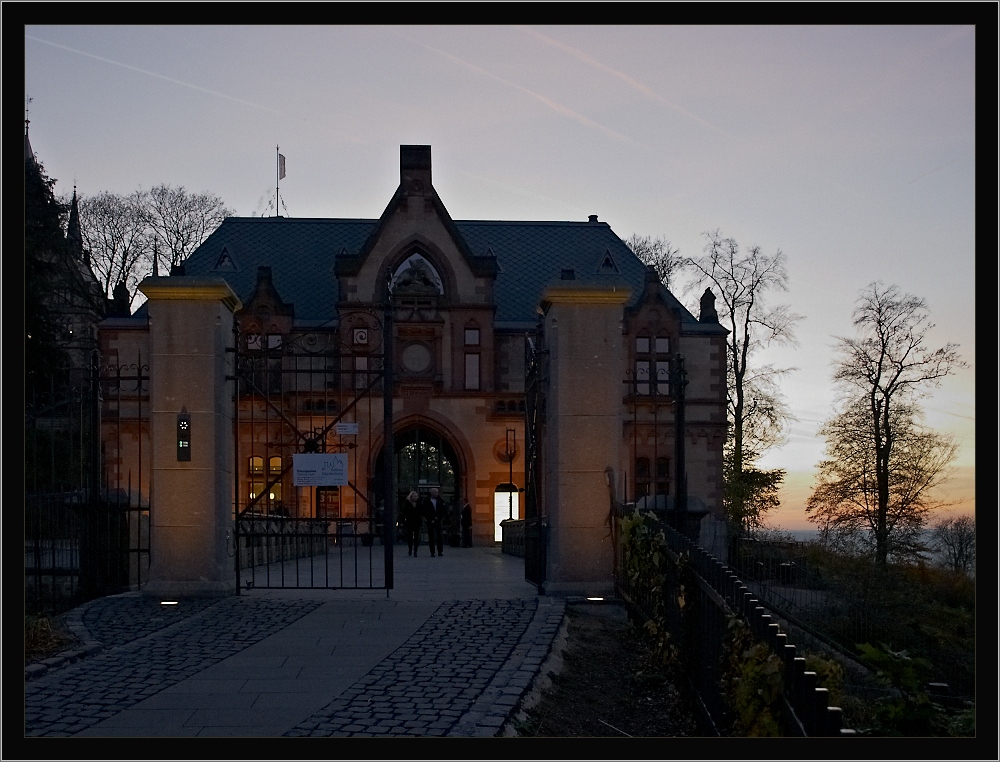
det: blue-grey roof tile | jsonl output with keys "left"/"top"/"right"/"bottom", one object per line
{"left": 182, "top": 216, "right": 702, "bottom": 327}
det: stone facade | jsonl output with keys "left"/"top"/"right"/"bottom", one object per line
{"left": 97, "top": 145, "right": 728, "bottom": 589}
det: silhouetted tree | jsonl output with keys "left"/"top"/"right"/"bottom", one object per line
{"left": 78, "top": 190, "right": 151, "bottom": 310}
{"left": 78, "top": 185, "right": 234, "bottom": 311}
{"left": 625, "top": 234, "right": 682, "bottom": 290}
{"left": 931, "top": 515, "right": 975, "bottom": 576}
{"left": 144, "top": 185, "right": 234, "bottom": 272}
{"left": 685, "top": 230, "right": 801, "bottom": 536}
{"left": 807, "top": 399, "right": 958, "bottom": 562}
{"left": 807, "top": 282, "right": 964, "bottom": 566}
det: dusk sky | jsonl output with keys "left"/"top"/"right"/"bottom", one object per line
{"left": 24, "top": 25, "right": 975, "bottom": 529}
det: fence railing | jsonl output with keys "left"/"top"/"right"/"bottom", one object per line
{"left": 236, "top": 516, "right": 335, "bottom": 569}
{"left": 613, "top": 507, "right": 853, "bottom": 737}
{"left": 728, "top": 536, "right": 974, "bottom": 700}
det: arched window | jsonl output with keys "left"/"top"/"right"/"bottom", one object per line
{"left": 249, "top": 456, "right": 264, "bottom": 474}
{"left": 389, "top": 252, "right": 444, "bottom": 295}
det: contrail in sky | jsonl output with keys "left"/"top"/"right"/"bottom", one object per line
{"left": 516, "top": 26, "right": 733, "bottom": 140}
{"left": 398, "top": 33, "right": 646, "bottom": 149}
{"left": 457, "top": 169, "right": 580, "bottom": 215}
{"left": 906, "top": 157, "right": 962, "bottom": 185}
{"left": 27, "top": 34, "right": 307, "bottom": 122}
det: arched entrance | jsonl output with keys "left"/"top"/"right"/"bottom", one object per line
{"left": 373, "top": 424, "right": 462, "bottom": 529}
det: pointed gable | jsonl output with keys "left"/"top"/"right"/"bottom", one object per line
{"left": 336, "top": 146, "right": 496, "bottom": 280}
{"left": 335, "top": 145, "right": 497, "bottom": 305}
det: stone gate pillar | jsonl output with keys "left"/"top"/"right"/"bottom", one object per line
{"left": 541, "top": 284, "right": 630, "bottom": 596}
{"left": 139, "top": 276, "right": 242, "bottom": 597}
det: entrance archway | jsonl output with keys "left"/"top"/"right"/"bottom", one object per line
{"left": 373, "top": 424, "right": 462, "bottom": 525}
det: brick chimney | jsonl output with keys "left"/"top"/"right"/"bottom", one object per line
{"left": 400, "top": 145, "right": 432, "bottom": 194}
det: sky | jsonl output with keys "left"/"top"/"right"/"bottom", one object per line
{"left": 23, "top": 25, "right": 976, "bottom": 529}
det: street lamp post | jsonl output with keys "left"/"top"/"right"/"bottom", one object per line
{"left": 505, "top": 428, "right": 516, "bottom": 520}
{"left": 672, "top": 353, "right": 688, "bottom": 536}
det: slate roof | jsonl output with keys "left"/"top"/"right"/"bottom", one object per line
{"left": 181, "top": 216, "right": 711, "bottom": 330}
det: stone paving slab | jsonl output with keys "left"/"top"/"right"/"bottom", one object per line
{"left": 26, "top": 598, "right": 322, "bottom": 737}
{"left": 284, "top": 597, "right": 565, "bottom": 738}
{"left": 23, "top": 548, "right": 567, "bottom": 739}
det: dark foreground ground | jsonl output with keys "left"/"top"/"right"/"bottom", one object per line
{"left": 509, "top": 601, "right": 702, "bottom": 738}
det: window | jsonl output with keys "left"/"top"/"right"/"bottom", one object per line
{"left": 634, "top": 335, "right": 671, "bottom": 396}
{"left": 656, "top": 457, "right": 670, "bottom": 497}
{"left": 355, "top": 355, "right": 369, "bottom": 390}
{"left": 465, "top": 328, "right": 480, "bottom": 346}
{"left": 465, "top": 353, "right": 480, "bottom": 391}
{"left": 249, "top": 456, "right": 264, "bottom": 474}
{"left": 635, "top": 457, "right": 651, "bottom": 498}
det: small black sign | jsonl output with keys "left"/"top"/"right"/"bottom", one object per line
{"left": 177, "top": 413, "right": 191, "bottom": 461}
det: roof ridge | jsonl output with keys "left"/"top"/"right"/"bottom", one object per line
{"left": 455, "top": 219, "right": 608, "bottom": 226}
{"left": 224, "top": 217, "right": 378, "bottom": 224}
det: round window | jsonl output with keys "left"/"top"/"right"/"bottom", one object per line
{"left": 401, "top": 343, "right": 432, "bottom": 373}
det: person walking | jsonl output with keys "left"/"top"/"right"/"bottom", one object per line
{"left": 401, "top": 490, "right": 422, "bottom": 556}
{"left": 460, "top": 498, "right": 473, "bottom": 548}
{"left": 421, "top": 487, "right": 447, "bottom": 557}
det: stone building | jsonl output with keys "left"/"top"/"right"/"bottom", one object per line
{"left": 99, "top": 146, "right": 727, "bottom": 585}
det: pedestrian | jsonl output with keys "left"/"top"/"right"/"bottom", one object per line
{"left": 420, "top": 487, "right": 447, "bottom": 557}
{"left": 401, "top": 490, "right": 422, "bottom": 556}
{"left": 461, "top": 498, "right": 473, "bottom": 547}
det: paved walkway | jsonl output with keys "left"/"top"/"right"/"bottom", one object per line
{"left": 25, "top": 546, "right": 565, "bottom": 737}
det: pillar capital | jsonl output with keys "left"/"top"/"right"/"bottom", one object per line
{"left": 139, "top": 275, "right": 242, "bottom": 313}
{"left": 540, "top": 284, "right": 631, "bottom": 311}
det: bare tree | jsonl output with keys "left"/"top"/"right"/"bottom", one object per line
{"left": 810, "top": 282, "right": 965, "bottom": 566}
{"left": 625, "top": 234, "right": 682, "bottom": 290}
{"left": 807, "top": 399, "right": 958, "bottom": 562}
{"left": 78, "top": 191, "right": 152, "bottom": 311}
{"left": 931, "top": 515, "right": 975, "bottom": 576}
{"left": 144, "top": 185, "right": 234, "bottom": 272}
{"left": 77, "top": 185, "right": 234, "bottom": 312}
{"left": 685, "top": 230, "right": 801, "bottom": 535}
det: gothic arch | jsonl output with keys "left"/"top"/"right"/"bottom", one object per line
{"left": 375, "top": 234, "right": 459, "bottom": 303}
{"left": 369, "top": 411, "right": 477, "bottom": 509}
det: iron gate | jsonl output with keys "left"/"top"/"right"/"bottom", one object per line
{"left": 230, "top": 309, "right": 393, "bottom": 590}
{"left": 25, "top": 357, "right": 150, "bottom": 613}
{"left": 523, "top": 331, "right": 546, "bottom": 593}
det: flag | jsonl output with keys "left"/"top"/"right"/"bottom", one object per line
{"left": 278, "top": 153, "right": 286, "bottom": 180}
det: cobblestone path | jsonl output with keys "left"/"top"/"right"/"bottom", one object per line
{"left": 25, "top": 598, "right": 322, "bottom": 737}
{"left": 286, "top": 598, "right": 564, "bottom": 737}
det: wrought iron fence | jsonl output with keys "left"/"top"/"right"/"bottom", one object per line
{"left": 612, "top": 506, "right": 852, "bottom": 736}
{"left": 25, "top": 359, "right": 150, "bottom": 615}
{"left": 728, "top": 535, "right": 975, "bottom": 699}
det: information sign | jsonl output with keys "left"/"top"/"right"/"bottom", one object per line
{"left": 293, "top": 453, "right": 348, "bottom": 486}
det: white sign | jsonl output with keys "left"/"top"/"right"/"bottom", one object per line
{"left": 335, "top": 422, "right": 359, "bottom": 436}
{"left": 293, "top": 453, "right": 348, "bottom": 486}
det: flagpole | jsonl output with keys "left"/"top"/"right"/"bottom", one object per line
{"left": 276, "top": 145, "right": 280, "bottom": 218}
